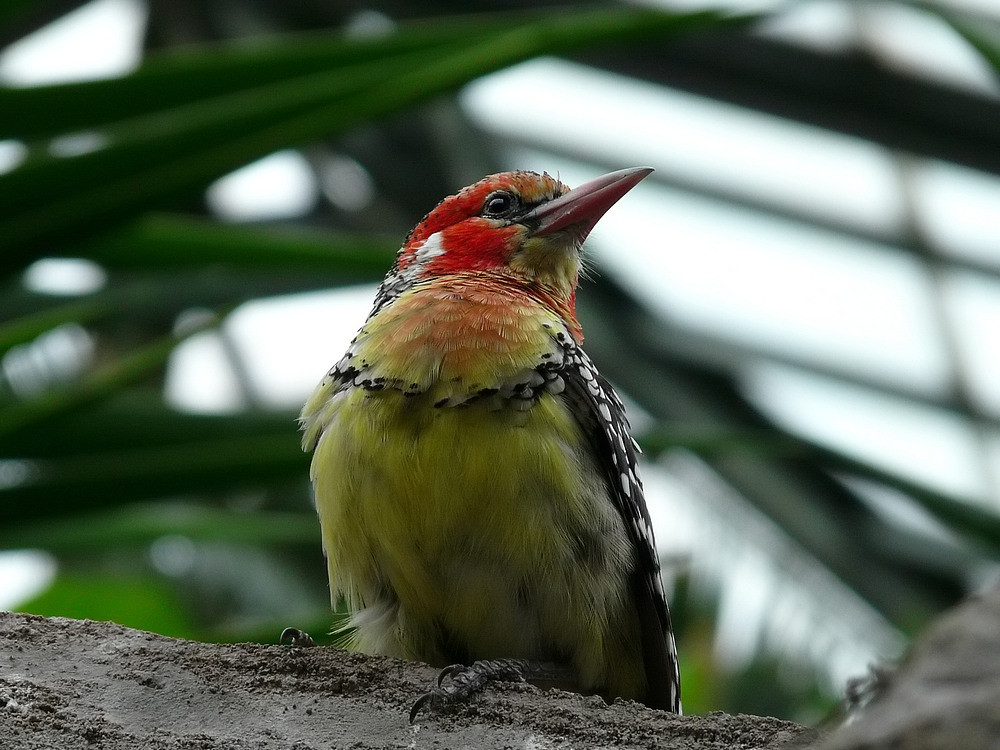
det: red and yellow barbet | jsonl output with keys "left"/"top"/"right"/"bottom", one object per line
{"left": 301, "top": 167, "right": 681, "bottom": 714}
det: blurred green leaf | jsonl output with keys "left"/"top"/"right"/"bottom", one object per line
{"left": 0, "top": 1, "right": 43, "bottom": 29}
{"left": 809, "top": 441, "right": 1000, "bottom": 553}
{"left": 0, "top": 311, "right": 220, "bottom": 440}
{"left": 0, "top": 299, "right": 106, "bottom": 355}
{"left": 0, "top": 504, "right": 318, "bottom": 552}
{"left": 0, "top": 7, "right": 752, "bottom": 267}
{"left": 78, "top": 214, "right": 396, "bottom": 271}
{"left": 0, "top": 8, "right": 746, "bottom": 139}
{"left": 0, "top": 23, "right": 470, "bottom": 139}
{"left": 0, "top": 394, "right": 296, "bottom": 456}
{"left": 0, "top": 432, "right": 307, "bottom": 524}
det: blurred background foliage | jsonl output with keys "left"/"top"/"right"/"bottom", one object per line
{"left": 2, "top": 0, "right": 1000, "bottom": 724}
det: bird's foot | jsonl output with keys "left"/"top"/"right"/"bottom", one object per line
{"left": 279, "top": 627, "right": 318, "bottom": 647}
{"left": 410, "top": 658, "right": 527, "bottom": 723}
{"left": 409, "top": 659, "right": 573, "bottom": 723}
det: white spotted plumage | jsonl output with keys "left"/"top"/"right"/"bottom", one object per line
{"left": 555, "top": 342, "right": 681, "bottom": 713}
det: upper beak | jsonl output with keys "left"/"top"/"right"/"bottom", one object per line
{"left": 529, "top": 167, "right": 653, "bottom": 239}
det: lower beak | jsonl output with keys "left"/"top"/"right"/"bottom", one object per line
{"left": 529, "top": 167, "right": 653, "bottom": 239}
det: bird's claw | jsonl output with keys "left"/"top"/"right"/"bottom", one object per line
{"left": 408, "top": 659, "right": 529, "bottom": 724}
{"left": 407, "top": 663, "right": 475, "bottom": 722}
{"left": 279, "top": 627, "right": 318, "bottom": 647}
{"left": 409, "top": 668, "right": 468, "bottom": 724}
{"left": 408, "top": 691, "right": 435, "bottom": 724}
{"left": 436, "top": 663, "right": 465, "bottom": 686}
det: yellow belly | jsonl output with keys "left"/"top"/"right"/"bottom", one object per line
{"left": 310, "top": 387, "right": 644, "bottom": 697}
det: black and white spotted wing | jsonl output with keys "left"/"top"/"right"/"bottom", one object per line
{"left": 557, "top": 345, "right": 682, "bottom": 714}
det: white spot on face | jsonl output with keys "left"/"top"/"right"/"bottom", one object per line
{"left": 413, "top": 231, "right": 446, "bottom": 266}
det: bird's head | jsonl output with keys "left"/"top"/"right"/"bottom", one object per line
{"left": 388, "top": 167, "right": 653, "bottom": 314}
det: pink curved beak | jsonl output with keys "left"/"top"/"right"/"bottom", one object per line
{"left": 530, "top": 167, "right": 653, "bottom": 238}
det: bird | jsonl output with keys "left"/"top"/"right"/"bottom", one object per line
{"left": 298, "top": 166, "right": 681, "bottom": 717}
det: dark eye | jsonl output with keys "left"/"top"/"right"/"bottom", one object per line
{"left": 481, "top": 191, "right": 519, "bottom": 219}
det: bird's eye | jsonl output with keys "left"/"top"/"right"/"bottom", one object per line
{"left": 481, "top": 191, "right": 519, "bottom": 219}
